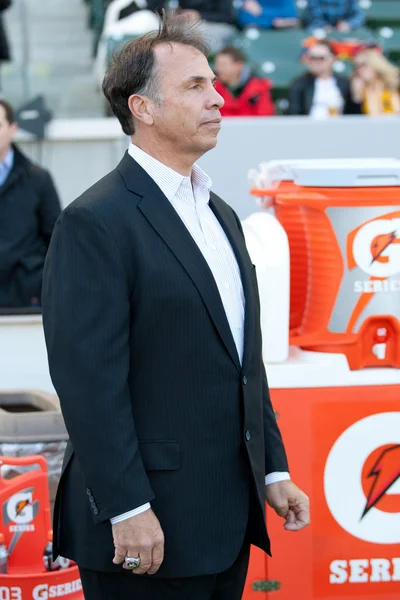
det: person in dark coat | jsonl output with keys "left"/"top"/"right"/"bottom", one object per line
{"left": 175, "top": 0, "right": 237, "bottom": 53}
{"left": 288, "top": 40, "right": 362, "bottom": 116}
{"left": 0, "top": 0, "right": 11, "bottom": 63}
{"left": 0, "top": 100, "right": 61, "bottom": 309}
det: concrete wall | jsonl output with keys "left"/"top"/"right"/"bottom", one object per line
{"left": 18, "top": 115, "right": 400, "bottom": 219}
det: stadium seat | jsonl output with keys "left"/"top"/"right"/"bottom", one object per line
{"left": 255, "top": 59, "right": 304, "bottom": 84}
{"left": 257, "top": 60, "right": 305, "bottom": 113}
{"left": 377, "top": 28, "right": 400, "bottom": 64}
{"left": 232, "top": 29, "right": 308, "bottom": 66}
{"left": 328, "top": 27, "right": 377, "bottom": 43}
{"left": 363, "top": 1, "right": 400, "bottom": 30}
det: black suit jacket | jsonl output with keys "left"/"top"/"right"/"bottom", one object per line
{"left": 288, "top": 72, "right": 362, "bottom": 116}
{"left": 0, "top": 145, "right": 61, "bottom": 309}
{"left": 42, "top": 153, "right": 288, "bottom": 578}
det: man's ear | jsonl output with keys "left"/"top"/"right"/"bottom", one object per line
{"left": 128, "top": 94, "right": 154, "bottom": 126}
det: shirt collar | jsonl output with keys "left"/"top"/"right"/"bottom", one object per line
{"left": 128, "top": 143, "right": 212, "bottom": 203}
{"left": 1, "top": 147, "right": 14, "bottom": 171}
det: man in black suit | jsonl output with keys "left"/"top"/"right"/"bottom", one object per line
{"left": 42, "top": 14, "right": 309, "bottom": 600}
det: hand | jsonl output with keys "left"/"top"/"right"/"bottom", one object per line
{"left": 112, "top": 509, "right": 165, "bottom": 575}
{"left": 243, "top": 0, "right": 263, "bottom": 17}
{"left": 337, "top": 20, "right": 351, "bottom": 32}
{"left": 265, "top": 480, "right": 310, "bottom": 531}
{"left": 351, "top": 76, "right": 365, "bottom": 102}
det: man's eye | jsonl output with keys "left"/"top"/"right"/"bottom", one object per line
{"left": 192, "top": 84, "right": 202, "bottom": 90}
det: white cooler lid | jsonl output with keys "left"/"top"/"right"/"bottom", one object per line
{"left": 259, "top": 158, "right": 400, "bottom": 188}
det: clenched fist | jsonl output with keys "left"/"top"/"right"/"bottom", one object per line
{"left": 265, "top": 480, "right": 310, "bottom": 531}
{"left": 112, "top": 509, "right": 165, "bottom": 575}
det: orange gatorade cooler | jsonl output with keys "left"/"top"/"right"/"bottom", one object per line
{"left": 251, "top": 159, "right": 400, "bottom": 370}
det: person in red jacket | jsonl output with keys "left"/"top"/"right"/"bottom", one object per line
{"left": 214, "top": 46, "right": 275, "bottom": 116}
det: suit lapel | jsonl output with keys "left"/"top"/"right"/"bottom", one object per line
{"left": 118, "top": 154, "right": 241, "bottom": 372}
{"left": 209, "top": 194, "right": 256, "bottom": 373}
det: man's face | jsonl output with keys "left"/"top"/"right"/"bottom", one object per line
{"left": 149, "top": 43, "right": 224, "bottom": 158}
{"left": 306, "top": 44, "right": 335, "bottom": 77}
{"left": 214, "top": 53, "right": 243, "bottom": 86}
{"left": 0, "top": 106, "right": 16, "bottom": 158}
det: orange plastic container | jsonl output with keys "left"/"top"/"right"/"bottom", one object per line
{"left": 242, "top": 383, "right": 400, "bottom": 600}
{"left": 0, "top": 455, "right": 83, "bottom": 599}
{"left": 0, "top": 569, "right": 83, "bottom": 600}
{"left": 251, "top": 159, "right": 400, "bottom": 370}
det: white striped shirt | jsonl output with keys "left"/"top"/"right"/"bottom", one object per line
{"left": 110, "top": 143, "right": 289, "bottom": 525}
{"left": 129, "top": 142, "right": 246, "bottom": 363}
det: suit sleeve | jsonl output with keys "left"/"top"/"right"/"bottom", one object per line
{"left": 42, "top": 205, "right": 155, "bottom": 524}
{"left": 38, "top": 170, "right": 62, "bottom": 248}
{"left": 261, "top": 364, "right": 289, "bottom": 474}
{"left": 288, "top": 78, "right": 305, "bottom": 115}
{"left": 230, "top": 208, "right": 289, "bottom": 475}
{"left": 343, "top": 79, "right": 363, "bottom": 115}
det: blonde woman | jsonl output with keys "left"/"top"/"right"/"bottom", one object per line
{"left": 351, "top": 49, "right": 400, "bottom": 115}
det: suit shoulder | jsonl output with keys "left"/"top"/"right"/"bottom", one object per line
{"left": 64, "top": 167, "right": 132, "bottom": 217}
{"left": 290, "top": 73, "right": 309, "bottom": 87}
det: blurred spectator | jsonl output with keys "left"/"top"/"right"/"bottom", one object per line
{"left": 176, "top": 1, "right": 237, "bottom": 53}
{"left": 0, "top": 0, "right": 11, "bottom": 87}
{"left": 0, "top": 100, "right": 61, "bottom": 310}
{"left": 350, "top": 50, "right": 400, "bottom": 115}
{"left": 288, "top": 40, "right": 361, "bottom": 117}
{"left": 305, "top": 0, "right": 365, "bottom": 32}
{"left": 238, "top": 0, "right": 299, "bottom": 30}
{"left": 118, "top": 0, "right": 163, "bottom": 19}
{"left": 214, "top": 46, "right": 275, "bottom": 116}
{"left": 95, "top": 4, "right": 161, "bottom": 88}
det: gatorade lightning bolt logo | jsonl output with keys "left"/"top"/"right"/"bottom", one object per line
{"left": 361, "top": 444, "right": 400, "bottom": 518}
{"left": 15, "top": 499, "right": 30, "bottom": 517}
{"left": 370, "top": 231, "right": 398, "bottom": 265}
{"left": 324, "top": 412, "right": 400, "bottom": 544}
{"left": 3, "top": 488, "right": 39, "bottom": 556}
{"left": 346, "top": 211, "right": 400, "bottom": 332}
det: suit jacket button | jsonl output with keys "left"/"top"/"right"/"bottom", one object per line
{"left": 86, "top": 488, "right": 92, "bottom": 495}
{"left": 89, "top": 495, "right": 95, "bottom": 502}
{"left": 93, "top": 507, "right": 99, "bottom": 516}
{"left": 245, "top": 430, "right": 251, "bottom": 442}
{"left": 242, "top": 375, "right": 248, "bottom": 386}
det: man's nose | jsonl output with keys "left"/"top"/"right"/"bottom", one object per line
{"left": 207, "top": 85, "right": 224, "bottom": 109}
